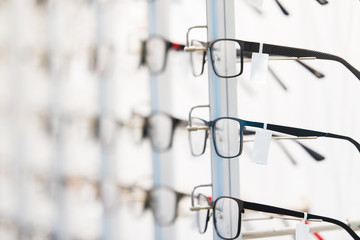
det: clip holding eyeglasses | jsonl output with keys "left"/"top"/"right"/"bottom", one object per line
{"left": 184, "top": 46, "right": 208, "bottom": 52}
{"left": 190, "top": 205, "right": 212, "bottom": 211}
{"left": 187, "top": 125, "right": 210, "bottom": 131}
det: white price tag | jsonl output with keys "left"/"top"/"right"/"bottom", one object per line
{"left": 250, "top": 52, "right": 269, "bottom": 84}
{"left": 296, "top": 222, "right": 309, "bottom": 240}
{"left": 252, "top": 128, "right": 272, "bottom": 165}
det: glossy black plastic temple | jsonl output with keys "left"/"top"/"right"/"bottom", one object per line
{"left": 216, "top": 38, "right": 360, "bottom": 80}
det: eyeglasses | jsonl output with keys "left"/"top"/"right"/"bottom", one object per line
{"left": 131, "top": 111, "right": 187, "bottom": 151}
{"left": 128, "top": 185, "right": 190, "bottom": 226}
{"left": 139, "top": 35, "right": 185, "bottom": 74}
{"left": 187, "top": 105, "right": 325, "bottom": 161}
{"left": 184, "top": 38, "right": 360, "bottom": 80}
{"left": 190, "top": 194, "right": 360, "bottom": 240}
{"left": 187, "top": 106, "right": 360, "bottom": 159}
{"left": 185, "top": 26, "right": 325, "bottom": 80}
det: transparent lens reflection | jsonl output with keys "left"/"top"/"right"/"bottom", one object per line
{"left": 189, "top": 117, "right": 207, "bottom": 156}
{"left": 214, "top": 197, "right": 239, "bottom": 239}
{"left": 195, "top": 194, "right": 210, "bottom": 233}
{"left": 148, "top": 113, "right": 173, "bottom": 151}
{"left": 150, "top": 187, "right": 177, "bottom": 226}
{"left": 214, "top": 119, "right": 241, "bottom": 158}
{"left": 211, "top": 40, "right": 241, "bottom": 78}
{"left": 146, "top": 37, "right": 166, "bottom": 73}
{"left": 190, "top": 40, "right": 206, "bottom": 77}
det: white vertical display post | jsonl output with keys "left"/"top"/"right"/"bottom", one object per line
{"left": 148, "top": 0, "right": 175, "bottom": 240}
{"left": 10, "top": 0, "right": 26, "bottom": 237}
{"left": 206, "top": 0, "right": 241, "bottom": 239}
{"left": 47, "top": 1, "right": 67, "bottom": 239}
{"left": 95, "top": 1, "right": 118, "bottom": 239}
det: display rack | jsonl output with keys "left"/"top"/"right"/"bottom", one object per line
{"left": 205, "top": 0, "right": 241, "bottom": 239}
{"left": 148, "top": 0, "right": 176, "bottom": 239}
{"left": 47, "top": 1, "right": 67, "bottom": 239}
{"left": 95, "top": 1, "right": 118, "bottom": 239}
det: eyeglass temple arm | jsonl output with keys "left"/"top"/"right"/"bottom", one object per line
{"left": 265, "top": 123, "right": 360, "bottom": 153}
{"left": 296, "top": 60, "right": 325, "bottom": 78}
{"left": 241, "top": 41, "right": 360, "bottom": 80}
{"left": 174, "top": 118, "right": 188, "bottom": 128}
{"left": 268, "top": 67, "right": 288, "bottom": 91}
{"left": 243, "top": 129, "right": 325, "bottom": 161}
{"left": 243, "top": 201, "right": 360, "bottom": 240}
{"left": 138, "top": 40, "right": 147, "bottom": 68}
{"left": 168, "top": 41, "right": 185, "bottom": 51}
{"left": 261, "top": 43, "right": 360, "bottom": 81}
{"left": 274, "top": 0, "right": 289, "bottom": 16}
{"left": 316, "top": 0, "right": 329, "bottom": 5}
{"left": 242, "top": 51, "right": 325, "bottom": 79}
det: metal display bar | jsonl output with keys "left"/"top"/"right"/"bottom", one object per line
{"left": 205, "top": 0, "right": 240, "bottom": 239}
{"left": 242, "top": 220, "right": 360, "bottom": 239}
{"left": 47, "top": 1, "right": 67, "bottom": 239}
{"left": 95, "top": 1, "right": 118, "bottom": 239}
{"left": 148, "top": 0, "right": 175, "bottom": 239}
{"left": 10, "top": 0, "right": 26, "bottom": 238}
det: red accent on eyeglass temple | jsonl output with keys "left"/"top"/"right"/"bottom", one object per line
{"left": 172, "top": 43, "right": 181, "bottom": 50}
{"left": 207, "top": 196, "right": 212, "bottom": 202}
{"left": 305, "top": 220, "right": 324, "bottom": 240}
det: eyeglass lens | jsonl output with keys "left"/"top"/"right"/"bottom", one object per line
{"left": 214, "top": 197, "right": 240, "bottom": 239}
{"left": 190, "top": 40, "right": 206, "bottom": 76}
{"left": 195, "top": 194, "right": 210, "bottom": 233}
{"left": 150, "top": 187, "right": 177, "bottom": 226}
{"left": 210, "top": 40, "right": 242, "bottom": 78}
{"left": 145, "top": 37, "right": 167, "bottom": 73}
{"left": 189, "top": 118, "right": 208, "bottom": 156}
{"left": 213, "top": 118, "right": 242, "bottom": 158}
{"left": 148, "top": 113, "right": 173, "bottom": 151}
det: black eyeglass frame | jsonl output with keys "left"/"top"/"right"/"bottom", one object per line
{"left": 147, "top": 186, "right": 190, "bottom": 226}
{"left": 132, "top": 111, "right": 188, "bottom": 152}
{"left": 211, "top": 196, "right": 360, "bottom": 240}
{"left": 186, "top": 38, "right": 360, "bottom": 80}
{"left": 140, "top": 35, "right": 186, "bottom": 74}
{"left": 188, "top": 115, "right": 360, "bottom": 159}
{"left": 185, "top": 26, "right": 326, "bottom": 79}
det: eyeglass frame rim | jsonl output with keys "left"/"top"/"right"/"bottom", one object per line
{"left": 134, "top": 111, "right": 187, "bottom": 151}
{"left": 143, "top": 35, "right": 186, "bottom": 74}
{"left": 144, "top": 185, "right": 190, "bottom": 226}
{"left": 190, "top": 183, "right": 213, "bottom": 233}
